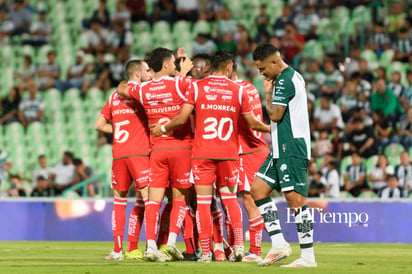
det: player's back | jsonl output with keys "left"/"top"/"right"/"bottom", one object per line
{"left": 139, "top": 76, "right": 191, "bottom": 150}
{"left": 190, "top": 76, "right": 251, "bottom": 160}
{"left": 101, "top": 85, "right": 150, "bottom": 159}
{"left": 235, "top": 80, "right": 269, "bottom": 154}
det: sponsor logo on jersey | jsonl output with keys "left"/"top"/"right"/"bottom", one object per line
{"left": 149, "top": 85, "right": 167, "bottom": 91}
{"left": 206, "top": 94, "right": 217, "bottom": 101}
{"left": 280, "top": 164, "right": 287, "bottom": 172}
{"left": 113, "top": 100, "right": 120, "bottom": 106}
{"left": 112, "top": 108, "right": 139, "bottom": 115}
{"left": 278, "top": 79, "right": 284, "bottom": 85}
{"left": 204, "top": 86, "right": 210, "bottom": 93}
{"left": 222, "top": 95, "right": 232, "bottom": 101}
{"left": 163, "top": 98, "right": 173, "bottom": 104}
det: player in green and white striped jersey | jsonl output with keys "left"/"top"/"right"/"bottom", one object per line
{"left": 250, "top": 44, "right": 316, "bottom": 268}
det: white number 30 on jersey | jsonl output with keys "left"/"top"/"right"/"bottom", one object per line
{"left": 114, "top": 120, "right": 130, "bottom": 143}
{"left": 203, "top": 117, "right": 233, "bottom": 141}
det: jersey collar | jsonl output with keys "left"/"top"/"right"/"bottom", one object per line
{"left": 127, "top": 80, "right": 139, "bottom": 85}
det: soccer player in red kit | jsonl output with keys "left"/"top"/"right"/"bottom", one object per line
{"left": 152, "top": 50, "right": 270, "bottom": 263}
{"left": 231, "top": 69, "right": 269, "bottom": 262}
{"left": 94, "top": 60, "right": 152, "bottom": 260}
{"left": 118, "top": 48, "right": 193, "bottom": 262}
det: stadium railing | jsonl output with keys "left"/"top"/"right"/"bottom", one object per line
{"left": 61, "top": 173, "right": 109, "bottom": 198}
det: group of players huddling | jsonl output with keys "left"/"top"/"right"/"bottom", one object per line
{"left": 94, "top": 44, "right": 317, "bottom": 267}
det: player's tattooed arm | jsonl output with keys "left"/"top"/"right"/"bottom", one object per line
{"left": 94, "top": 116, "right": 113, "bottom": 134}
{"left": 263, "top": 79, "right": 286, "bottom": 122}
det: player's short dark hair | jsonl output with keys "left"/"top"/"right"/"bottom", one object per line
{"left": 73, "top": 158, "right": 83, "bottom": 166}
{"left": 148, "top": 47, "right": 173, "bottom": 73}
{"left": 124, "top": 59, "right": 144, "bottom": 80}
{"left": 211, "top": 50, "right": 234, "bottom": 71}
{"left": 174, "top": 57, "right": 186, "bottom": 72}
{"left": 252, "top": 43, "right": 280, "bottom": 61}
{"left": 64, "top": 151, "right": 74, "bottom": 160}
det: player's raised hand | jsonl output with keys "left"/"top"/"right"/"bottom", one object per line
{"left": 180, "top": 57, "right": 193, "bottom": 77}
{"left": 263, "top": 79, "right": 274, "bottom": 93}
{"left": 177, "top": 47, "right": 188, "bottom": 58}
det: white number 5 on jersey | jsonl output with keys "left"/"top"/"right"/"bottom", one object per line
{"left": 114, "top": 120, "right": 130, "bottom": 143}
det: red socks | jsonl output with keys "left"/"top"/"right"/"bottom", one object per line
{"left": 145, "top": 200, "right": 161, "bottom": 242}
{"left": 196, "top": 195, "right": 212, "bottom": 255}
{"left": 169, "top": 199, "right": 186, "bottom": 235}
{"left": 212, "top": 209, "right": 224, "bottom": 246}
{"left": 183, "top": 207, "right": 195, "bottom": 254}
{"left": 112, "top": 197, "right": 127, "bottom": 252}
{"left": 127, "top": 198, "right": 147, "bottom": 252}
{"left": 249, "top": 216, "right": 264, "bottom": 256}
{"left": 221, "top": 192, "right": 243, "bottom": 246}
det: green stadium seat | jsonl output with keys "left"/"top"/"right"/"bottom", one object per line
{"left": 361, "top": 49, "right": 378, "bottom": 63}
{"left": 331, "top": 6, "right": 350, "bottom": 24}
{"left": 352, "top": 5, "right": 372, "bottom": 26}
{"left": 132, "top": 21, "right": 151, "bottom": 33}
{"left": 379, "top": 49, "right": 395, "bottom": 68}
{"left": 153, "top": 20, "right": 170, "bottom": 34}
{"left": 192, "top": 20, "right": 212, "bottom": 37}
{"left": 365, "top": 155, "right": 379, "bottom": 176}
{"left": 4, "top": 122, "right": 25, "bottom": 145}
{"left": 384, "top": 143, "right": 405, "bottom": 158}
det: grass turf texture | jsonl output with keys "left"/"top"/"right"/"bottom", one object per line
{"left": 0, "top": 242, "right": 411, "bottom": 274}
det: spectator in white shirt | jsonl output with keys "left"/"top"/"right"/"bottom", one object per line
{"left": 62, "top": 50, "right": 87, "bottom": 91}
{"left": 31, "top": 154, "right": 54, "bottom": 187}
{"left": 87, "top": 19, "right": 109, "bottom": 55}
{"left": 313, "top": 94, "right": 344, "bottom": 131}
{"left": 109, "top": 22, "right": 133, "bottom": 60}
{"left": 51, "top": 151, "right": 78, "bottom": 196}
{"left": 176, "top": 0, "right": 199, "bottom": 22}
{"left": 0, "top": 8, "right": 14, "bottom": 45}
{"left": 324, "top": 160, "right": 340, "bottom": 198}
{"left": 23, "top": 9, "right": 52, "bottom": 47}
{"left": 18, "top": 84, "right": 45, "bottom": 128}
{"left": 111, "top": 0, "right": 131, "bottom": 30}
{"left": 293, "top": 5, "right": 319, "bottom": 40}
{"left": 369, "top": 154, "right": 394, "bottom": 194}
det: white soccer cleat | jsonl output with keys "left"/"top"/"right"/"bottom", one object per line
{"left": 280, "top": 257, "right": 317, "bottom": 268}
{"left": 242, "top": 251, "right": 262, "bottom": 262}
{"left": 144, "top": 247, "right": 168, "bottom": 262}
{"left": 257, "top": 242, "right": 292, "bottom": 267}
{"left": 197, "top": 252, "right": 212, "bottom": 263}
{"left": 104, "top": 250, "right": 125, "bottom": 260}
{"left": 233, "top": 245, "right": 244, "bottom": 262}
{"left": 165, "top": 245, "right": 184, "bottom": 261}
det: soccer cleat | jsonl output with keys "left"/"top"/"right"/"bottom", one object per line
{"left": 159, "top": 245, "right": 173, "bottom": 261}
{"left": 144, "top": 247, "right": 168, "bottom": 262}
{"left": 125, "top": 249, "right": 144, "bottom": 260}
{"left": 182, "top": 252, "right": 199, "bottom": 261}
{"left": 224, "top": 245, "right": 235, "bottom": 262}
{"left": 104, "top": 250, "right": 125, "bottom": 260}
{"left": 197, "top": 252, "right": 212, "bottom": 263}
{"left": 257, "top": 242, "right": 292, "bottom": 267}
{"left": 233, "top": 245, "right": 244, "bottom": 262}
{"left": 280, "top": 258, "right": 317, "bottom": 268}
{"left": 165, "top": 245, "right": 184, "bottom": 261}
{"left": 242, "top": 251, "right": 262, "bottom": 262}
{"left": 214, "top": 249, "right": 226, "bottom": 261}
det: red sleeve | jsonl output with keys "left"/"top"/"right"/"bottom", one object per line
{"left": 100, "top": 98, "right": 111, "bottom": 121}
{"left": 184, "top": 81, "right": 196, "bottom": 105}
{"left": 176, "top": 76, "right": 191, "bottom": 100}
{"left": 240, "top": 86, "right": 252, "bottom": 114}
{"left": 128, "top": 83, "right": 141, "bottom": 102}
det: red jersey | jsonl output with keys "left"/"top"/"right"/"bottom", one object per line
{"left": 100, "top": 81, "right": 150, "bottom": 159}
{"left": 185, "top": 75, "right": 252, "bottom": 160}
{"left": 235, "top": 80, "right": 269, "bottom": 154}
{"left": 129, "top": 76, "right": 191, "bottom": 150}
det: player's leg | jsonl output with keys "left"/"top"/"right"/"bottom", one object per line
{"left": 278, "top": 157, "right": 316, "bottom": 268}
{"left": 250, "top": 154, "right": 290, "bottom": 267}
{"left": 182, "top": 187, "right": 198, "bottom": 260}
{"left": 104, "top": 158, "right": 130, "bottom": 260}
{"left": 192, "top": 159, "right": 216, "bottom": 263}
{"left": 239, "top": 152, "right": 265, "bottom": 262}
{"left": 165, "top": 148, "right": 192, "bottom": 260}
{"left": 144, "top": 151, "right": 169, "bottom": 262}
{"left": 126, "top": 156, "right": 150, "bottom": 259}
{"left": 211, "top": 195, "right": 225, "bottom": 261}
{"left": 217, "top": 160, "right": 244, "bottom": 262}
{"left": 157, "top": 188, "right": 172, "bottom": 245}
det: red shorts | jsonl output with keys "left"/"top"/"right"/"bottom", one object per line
{"left": 150, "top": 148, "right": 191, "bottom": 189}
{"left": 192, "top": 159, "right": 239, "bottom": 187}
{"left": 111, "top": 156, "right": 150, "bottom": 192}
{"left": 238, "top": 150, "right": 269, "bottom": 192}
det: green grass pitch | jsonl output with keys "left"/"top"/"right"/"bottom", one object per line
{"left": 0, "top": 242, "right": 411, "bottom": 274}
